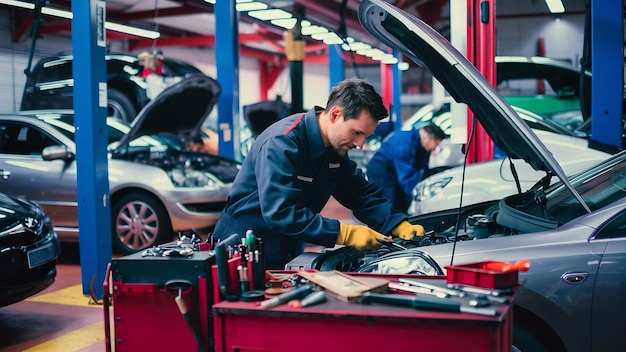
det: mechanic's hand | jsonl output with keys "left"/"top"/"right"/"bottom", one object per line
{"left": 337, "top": 224, "right": 386, "bottom": 251}
{"left": 391, "top": 221, "right": 425, "bottom": 241}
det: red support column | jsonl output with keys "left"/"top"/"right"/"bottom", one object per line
{"left": 380, "top": 60, "right": 393, "bottom": 118}
{"left": 466, "top": 0, "right": 495, "bottom": 164}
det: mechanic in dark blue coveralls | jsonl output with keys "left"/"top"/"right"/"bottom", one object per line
{"left": 213, "top": 78, "right": 426, "bottom": 269}
{"left": 366, "top": 124, "right": 447, "bottom": 213}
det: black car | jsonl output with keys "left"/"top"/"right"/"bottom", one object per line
{"left": 20, "top": 53, "right": 204, "bottom": 123}
{"left": 0, "top": 192, "right": 60, "bottom": 307}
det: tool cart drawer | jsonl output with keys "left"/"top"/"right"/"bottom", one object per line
{"left": 106, "top": 251, "right": 215, "bottom": 352}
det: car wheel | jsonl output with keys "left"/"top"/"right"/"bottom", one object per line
{"left": 107, "top": 88, "right": 137, "bottom": 123}
{"left": 111, "top": 192, "right": 173, "bottom": 254}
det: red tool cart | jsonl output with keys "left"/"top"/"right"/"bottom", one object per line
{"left": 212, "top": 273, "right": 517, "bottom": 352}
{"left": 103, "top": 250, "right": 215, "bottom": 352}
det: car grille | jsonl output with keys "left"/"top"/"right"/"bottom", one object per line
{"left": 0, "top": 223, "right": 53, "bottom": 248}
{"left": 0, "top": 248, "right": 57, "bottom": 284}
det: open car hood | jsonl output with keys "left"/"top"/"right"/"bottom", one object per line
{"left": 116, "top": 74, "right": 221, "bottom": 149}
{"left": 358, "top": 0, "right": 589, "bottom": 212}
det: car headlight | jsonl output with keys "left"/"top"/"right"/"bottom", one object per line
{"left": 168, "top": 169, "right": 221, "bottom": 188}
{"left": 358, "top": 250, "right": 444, "bottom": 275}
{"left": 414, "top": 176, "right": 453, "bottom": 201}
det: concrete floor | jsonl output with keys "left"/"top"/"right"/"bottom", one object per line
{"left": 0, "top": 198, "right": 353, "bottom": 352}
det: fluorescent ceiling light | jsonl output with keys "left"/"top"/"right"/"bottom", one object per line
{"left": 271, "top": 18, "right": 297, "bottom": 29}
{"left": 311, "top": 32, "right": 339, "bottom": 41}
{"left": 236, "top": 2, "right": 268, "bottom": 12}
{"left": 380, "top": 57, "right": 398, "bottom": 64}
{"left": 398, "top": 62, "right": 410, "bottom": 70}
{"left": 301, "top": 25, "right": 328, "bottom": 36}
{"left": 42, "top": 7, "right": 72, "bottom": 19}
{"left": 0, "top": 0, "right": 31, "bottom": 9}
{"left": 342, "top": 42, "right": 371, "bottom": 51}
{"left": 544, "top": 0, "right": 565, "bottom": 13}
{"left": 105, "top": 23, "right": 160, "bottom": 39}
{"left": 0, "top": 0, "right": 160, "bottom": 39}
{"left": 323, "top": 37, "right": 344, "bottom": 45}
{"left": 247, "top": 8, "right": 292, "bottom": 20}
{"left": 357, "top": 48, "right": 384, "bottom": 57}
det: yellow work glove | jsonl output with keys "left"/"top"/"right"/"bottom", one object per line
{"left": 337, "top": 224, "right": 387, "bottom": 251}
{"left": 391, "top": 221, "right": 425, "bottom": 241}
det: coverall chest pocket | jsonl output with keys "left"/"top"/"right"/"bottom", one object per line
{"left": 296, "top": 174, "right": 316, "bottom": 201}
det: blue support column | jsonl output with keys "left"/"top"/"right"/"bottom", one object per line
{"left": 591, "top": 1, "right": 623, "bottom": 148}
{"left": 215, "top": 0, "right": 240, "bottom": 160}
{"left": 72, "top": 0, "right": 111, "bottom": 299}
{"left": 329, "top": 44, "right": 345, "bottom": 89}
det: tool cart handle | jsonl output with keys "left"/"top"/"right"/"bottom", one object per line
{"left": 103, "top": 263, "right": 112, "bottom": 352}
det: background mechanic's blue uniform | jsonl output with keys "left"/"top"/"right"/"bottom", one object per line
{"left": 366, "top": 129, "right": 430, "bottom": 213}
{"left": 213, "top": 107, "right": 406, "bottom": 269}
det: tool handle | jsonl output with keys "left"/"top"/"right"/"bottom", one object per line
{"left": 215, "top": 241, "right": 232, "bottom": 300}
{"left": 261, "top": 286, "right": 312, "bottom": 308}
{"left": 359, "top": 292, "right": 416, "bottom": 308}
{"left": 300, "top": 290, "right": 327, "bottom": 307}
{"left": 360, "top": 292, "right": 461, "bottom": 313}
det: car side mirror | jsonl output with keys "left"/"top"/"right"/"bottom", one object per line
{"left": 42, "top": 145, "right": 74, "bottom": 161}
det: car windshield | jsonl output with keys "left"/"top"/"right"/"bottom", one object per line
{"left": 39, "top": 114, "right": 168, "bottom": 149}
{"left": 525, "top": 152, "right": 626, "bottom": 222}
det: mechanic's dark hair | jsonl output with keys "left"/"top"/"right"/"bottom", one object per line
{"left": 422, "top": 123, "right": 447, "bottom": 141}
{"left": 325, "top": 78, "right": 388, "bottom": 121}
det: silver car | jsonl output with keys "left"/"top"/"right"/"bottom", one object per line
{"left": 286, "top": 1, "right": 625, "bottom": 351}
{"left": 2, "top": 75, "right": 240, "bottom": 254}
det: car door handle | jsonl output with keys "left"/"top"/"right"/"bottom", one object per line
{"left": 0, "top": 170, "right": 10, "bottom": 180}
{"left": 561, "top": 272, "right": 589, "bottom": 284}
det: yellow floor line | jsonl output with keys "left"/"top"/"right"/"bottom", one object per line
{"left": 23, "top": 321, "right": 104, "bottom": 352}
{"left": 27, "top": 284, "right": 102, "bottom": 308}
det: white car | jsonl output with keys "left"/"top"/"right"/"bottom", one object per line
{"left": 410, "top": 129, "right": 610, "bottom": 215}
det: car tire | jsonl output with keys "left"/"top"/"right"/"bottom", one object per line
{"left": 111, "top": 192, "right": 173, "bottom": 254}
{"left": 513, "top": 322, "right": 564, "bottom": 352}
{"left": 107, "top": 88, "right": 137, "bottom": 123}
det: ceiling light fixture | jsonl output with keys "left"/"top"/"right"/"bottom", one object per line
{"left": 0, "top": 0, "right": 160, "bottom": 39}
{"left": 544, "top": 0, "right": 565, "bottom": 13}
{"left": 105, "top": 23, "right": 160, "bottom": 39}
{"left": 311, "top": 32, "right": 340, "bottom": 41}
{"left": 342, "top": 42, "right": 371, "bottom": 51}
{"left": 271, "top": 18, "right": 297, "bottom": 29}
{"left": 301, "top": 25, "right": 329, "bottom": 36}
{"left": 323, "top": 37, "right": 344, "bottom": 45}
{"left": 247, "top": 8, "right": 292, "bottom": 21}
{"left": 236, "top": 2, "right": 268, "bottom": 12}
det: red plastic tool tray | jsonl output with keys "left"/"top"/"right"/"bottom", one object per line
{"left": 445, "top": 261, "right": 518, "bottom": 289}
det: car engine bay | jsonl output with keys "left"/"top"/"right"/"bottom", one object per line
{"left": 287, "top": 190, "right": 566, "bottom": 275}
{"left": 111, "top": 144, "right": 240, "bottom": 187}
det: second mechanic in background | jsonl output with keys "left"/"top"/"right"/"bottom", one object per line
{"left": 366, "top": 124, "right": 446, "bottom": 213}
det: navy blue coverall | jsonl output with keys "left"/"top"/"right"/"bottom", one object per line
{"left": 213, "top": 107, "right": 406, "bottom": 269}
{"left": 366, "top": 129, "right": 430, "bottom": 213}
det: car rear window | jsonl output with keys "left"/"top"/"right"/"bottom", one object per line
{"left": 39, "top": 60, "right": 73, "bottom": 84}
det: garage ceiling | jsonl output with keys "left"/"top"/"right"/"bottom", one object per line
{"left": 5, "top": 0, "right": 591, "bottom": 65}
